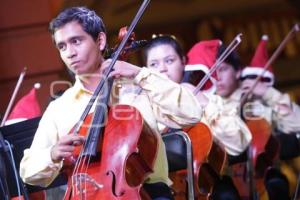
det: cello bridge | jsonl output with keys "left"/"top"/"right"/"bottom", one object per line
{"left": 72, "top": 173, "right": 103, "bottom": 195}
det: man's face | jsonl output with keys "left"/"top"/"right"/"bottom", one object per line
{"left": 216, "top": 62, "right": 240, "bottom": 98}
{"left": 146, "top": 44, "right": 184, "bottom": 83}
{"left": 54, "top": 21, "right": 106, "bottom": 76}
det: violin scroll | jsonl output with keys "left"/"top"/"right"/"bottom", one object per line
{"left": 105, "top": 26, "right": 148, "bottom": 60}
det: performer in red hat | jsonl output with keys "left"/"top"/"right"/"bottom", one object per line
{"left": 144, "top": 35, "right": 254, "bottom": 200}
{"left": 144, "top": 35, "right": 251, "bottom": 157}
{"left": 216, "top": 34, "right": 300, "bottom": 200}
{"left": 184, "top": 39, "right": 221, "bottom": 93}
{"left": 241, "top": 35, "right": 274, "bottom": 86}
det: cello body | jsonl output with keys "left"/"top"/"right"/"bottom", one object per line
{"left": 169, "top": 122, "right": 227, "bottom": 200}
{"left": 231, "top": 118, "right": 280, "bottom": 200}
{"left": 63, "top": 105, "right": 157, "bottom": 200}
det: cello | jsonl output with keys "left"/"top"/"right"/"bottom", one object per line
{"left": 192, "top": 34, "right": 242, "bottom": 200}
{"left": 168, "top": 34, "right": 242, "bottom": 200}
{"left": 62, "top": 1, "right": 158, "bottom": 199}
{"left": 231, "top": 24, "right": 300, "bottom": 200}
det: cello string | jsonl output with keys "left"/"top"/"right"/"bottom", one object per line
{"left": 67, "top": 0, "right": 151, "bottom": 197}
{"left": 70, "top": 0, "right": 151, "bottom": 137}
{"left": 80, "top": 80, "right": 113, "bottom": 194}
{"left": 71, "top": 77, "right": 111, "bottom": 196}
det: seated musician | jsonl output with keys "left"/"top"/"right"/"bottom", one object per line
{"left": 144, "top": 35, "right": 252, "bottom": 160}
{"left": 143, "top": 35, "right": 252, "bottom": 199}
{"left": 239, "top": 35, "right": 300, "bottom": 199}
{"left": 19, "top": 7, "right": 205, "bottom": 200}
{"left": 240, "top": 35, "right": 300, "bottom": 135}
{"left": 216, "top": 35, "right": 300, "bottom": 199}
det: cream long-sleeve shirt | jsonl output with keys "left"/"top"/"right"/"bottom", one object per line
{"left": 201, "top": 93, "right": 252, "bottom": 156}
{"left": 19, "top": 67, "right": 203, "bottom": 187}
{"left": 158, "top": 82, "right": 252, "bottom": 156}
{"left": 226, "top": 88, "right": 300, "bottom": 134}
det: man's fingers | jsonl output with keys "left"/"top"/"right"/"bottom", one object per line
{"left": 59, "top": 152, "right": 73, "bottom": 159}
{"left": 52, "top": 143, "right": 79, "bottom": 161}
{"left": 109, "top": 71, "right": 120, "bottom": 78}
{"left": 59, "top": 135, "right": 85, "bottom": 145}
{"left": 58, "top": 145, "right": 75, "bottom": 153}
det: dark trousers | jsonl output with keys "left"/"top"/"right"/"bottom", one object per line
{"left": 143, "top": 182, "right": 174, "bottom": 200}
{"left": 211, "top": 175, "right": 241, "bottom": 200}
{"left": 265, "top": 168, "right": 290, "bottom": 200}
{"left": 277, "top": 133, "right": 300, "bottom": 160}
{"left": 228, "top": 148, "right": 248, "bottom": 166}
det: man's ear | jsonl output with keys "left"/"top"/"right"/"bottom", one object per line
{"left": 182, "top": 56, "right": 187, "bottom": 66}
{"left": 236, "top": 69, "right": 241, "bottom": 80}
{"left": 97, "top": 32, "right": 106, "bottom": 51}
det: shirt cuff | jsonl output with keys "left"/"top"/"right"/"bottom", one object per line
{"left": 262, "top": 87, "right": 282, "bottom": 106}
{"left": 133, "top": 67, "right": 151, "bottom": 86}
{"left": 40, "top": 146, "right": 63, "bottom": 173}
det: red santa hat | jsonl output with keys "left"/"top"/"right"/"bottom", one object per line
{"left": 185, "top": 39, "right": 222, "bottom": 93}
{"left": 5, "top": 83, "right": 41, "bottom": 125}
{"left": 241, "top": 35, "right": 274, "bottom": 85}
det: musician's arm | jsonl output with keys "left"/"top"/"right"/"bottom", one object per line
{"left": 262, "top": 87, "right": 300, "bottom": 133}
{"left": 134, "top": 67, "right": 203, "bottom": 128}
{"left": 203, "top": 94, "right": 252, "bottom": 156}
{"left": 20, "top": 103, "right": 62, "bottom": 187}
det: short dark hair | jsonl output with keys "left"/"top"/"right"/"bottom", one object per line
{"left": 217, "top": 45, "right": 241, "bottom": 71}
{"left": 49, "top": 7, "right": 106, "bottom": 41}
{"left": 144, "top": 35, "right": 185, "bottom": 62}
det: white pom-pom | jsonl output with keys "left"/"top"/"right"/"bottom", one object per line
{"left": 34, "top": 83, "right": 41, "bottom": 89}
{"left": 261, "top": 35, "right": 268, "bottom": 41}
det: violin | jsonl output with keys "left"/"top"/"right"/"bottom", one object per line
{"left": 105, "top": 27, "right": 147, "bottom": 61}
{"left": 62, "top": 1, "right": 156, "bottom": 199}
{"left": 231, "top": 24, "right": 300, "bottom": 200}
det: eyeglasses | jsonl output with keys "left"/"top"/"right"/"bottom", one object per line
{"left": 240, "top": 75, "right": 272, "bottom": 83}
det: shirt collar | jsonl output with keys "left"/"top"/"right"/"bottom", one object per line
{"left": 230, "top": 88, "right": 242, "bottom": 101}
{"left": 73, "top": 76, "right": 93, "bottom": 99}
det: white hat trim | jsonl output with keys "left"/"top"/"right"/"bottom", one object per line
{"left": 184, "top": 64, "right": 217, "bottom": 93}
{"left": 241, "top": 67, "right": 274, "bottom": 85}
{"left": 185, "top": 64, "right": 209, "bottom": 73}
{"left": 4, "top": 118, "right": 27, "bottom": 125}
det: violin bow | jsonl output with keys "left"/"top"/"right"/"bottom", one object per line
{"left": 193, "top": 34, "right": 242, "bottom": 95}
{"left": 1, "top": 67, "right": 27, "bottom": 127}
{"left": 240, "top": 23, "right": 300, "bottom": 105}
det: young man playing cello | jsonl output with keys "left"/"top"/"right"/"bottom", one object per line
{"left": 19, "top": 7, "right": 205, "bottom": 200}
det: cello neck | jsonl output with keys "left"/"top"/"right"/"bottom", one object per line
{"left": 70, "top": 0, "right": 151, "bottom": 136}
